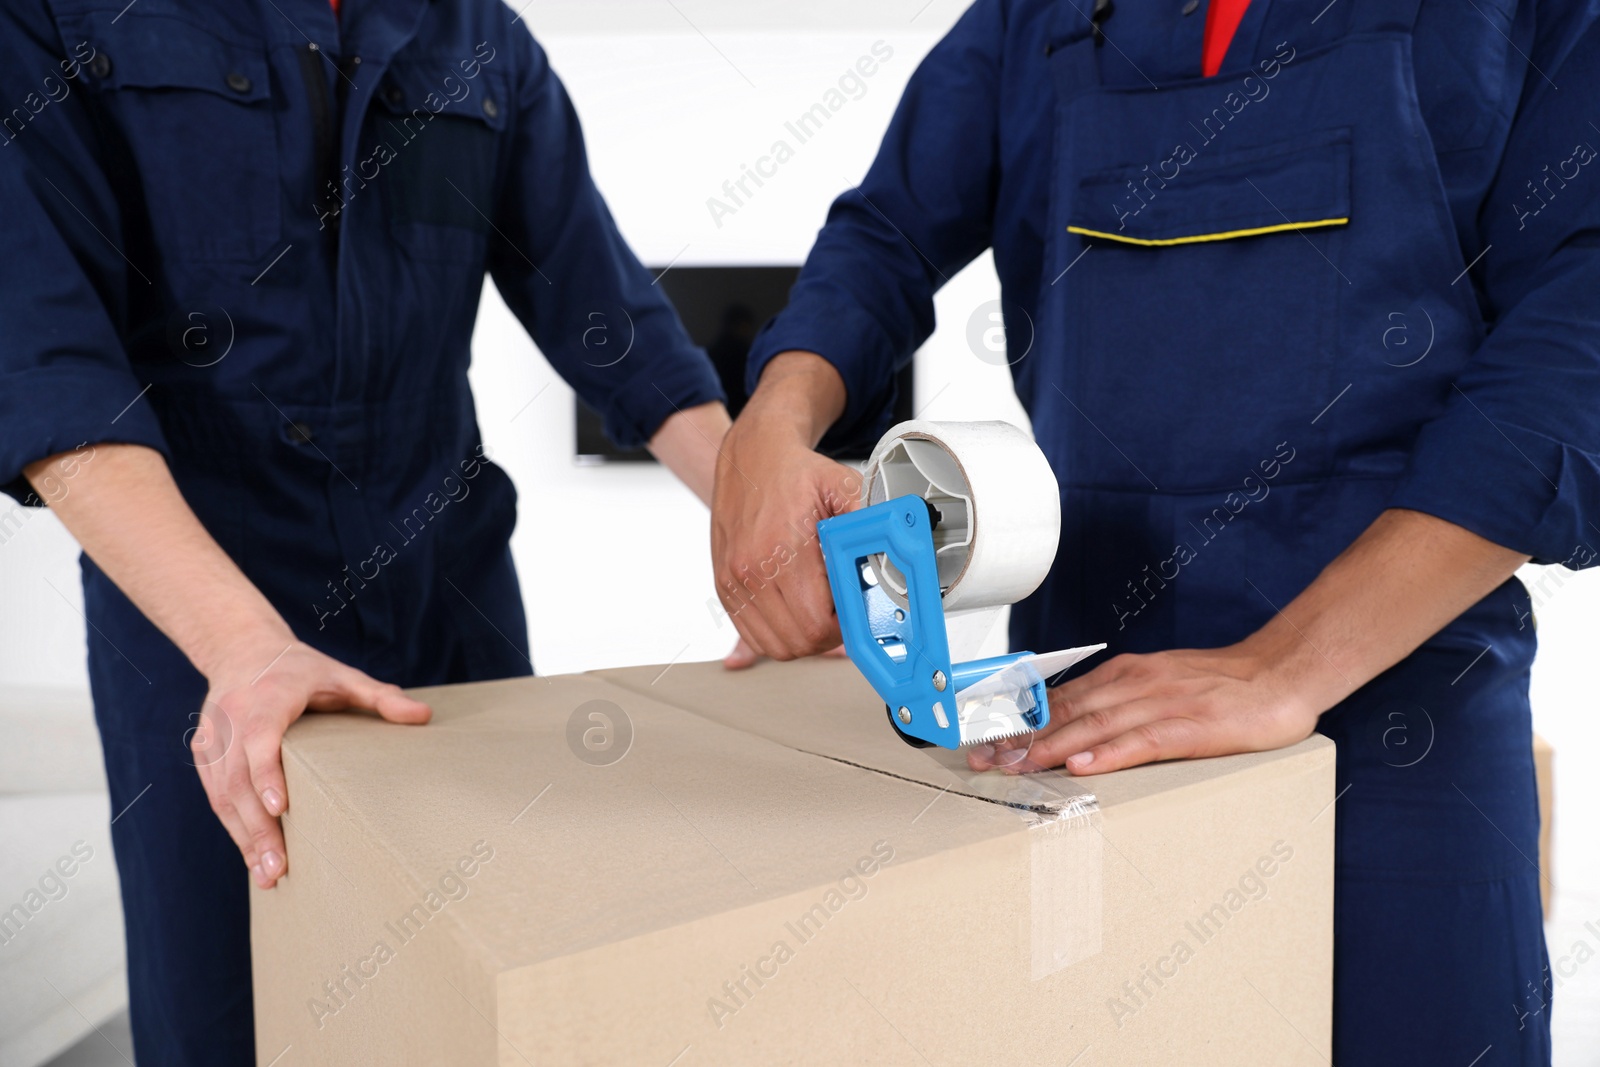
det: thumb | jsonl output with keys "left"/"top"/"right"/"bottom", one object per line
{"left": 336, "top": 668, "right": 433, "bottom": 724}
{"left": 724, "top": 638, "right": 760, "bottom": 670}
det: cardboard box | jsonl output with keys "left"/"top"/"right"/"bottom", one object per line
{"left": 252, "top": 658, "right": 1335, "bottom": 1065}
{"left": 1533, "top": 733, "right": 1554, "bottom": 918}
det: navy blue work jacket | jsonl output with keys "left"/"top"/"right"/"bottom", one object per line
{"left": 0, "top": 0, "right": 723, "bottom": 680}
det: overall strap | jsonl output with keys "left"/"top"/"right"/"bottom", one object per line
{"left": 1046, "top": 0, "right": 1114, "bottom": 100}
{"left": 1346, "top": 0, "right": 1426, "bottom": 36}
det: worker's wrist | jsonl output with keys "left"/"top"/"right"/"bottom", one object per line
{"left": 1239, "top": 616, "right": 1360, "bottom": 720}
{"left": 744, "top": 351, "right": 847, "bottom": 449}
{"left": 189, "top": 611, "right": 299, "bottom": 687}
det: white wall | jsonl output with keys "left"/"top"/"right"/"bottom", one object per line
{"left": 0, "top": 510, "right": 96, "bottom": 690}
{"left": 470, "top": 20, "right": 1029, "bottom": 677}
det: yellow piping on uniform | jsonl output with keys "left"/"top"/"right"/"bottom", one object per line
{"left": 1066, "top": 217, "right": 1349, "bottom": 247}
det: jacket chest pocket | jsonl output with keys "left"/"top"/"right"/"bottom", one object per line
{"left": 1066, "top": 128, "right": 1351, "bottom": 247}
{"left": 1052, "top": 128, "right": 1352, "bottom": 488}
{"left": 366, "top": 61, "right": 508, "bottom": 264}
{"left": 70, "top": 13, "right": 280, "bottom": 264}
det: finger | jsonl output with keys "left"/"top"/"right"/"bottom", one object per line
{"left": 777, "top": 542, "right": 842, "bottom": 655}
{"left": 227, "top": 743, "right": 288, "bottom": 886}
{"left": 990, "top": 659, "right": 1148, "bottom": 756}
{"left": 824, "top": 643, "right": 849, "bottom": 658}
{"left": 316, "top": 668, "right": 432, "bottom": 724}
{"left": 966, "top": 659, "right": 1139, "bottom": 771}
{"left": 1047, "top": 654, "right": 1143, "bottom": 718}
{"left": 974, "top": 688, "right": 1084, "bottom": 763}
{"left": 191, "top": 712, "right": 251, "bottom": 856}
{"left": 371, "top": 684, "right": 431, "bottom": 724}
{"left": 821, "top": 463, "right": 865, "bottom": 515}
{"left": 723, "top": 637, "right": 760, "bottom": 670}
{"left": 1025, "top": 696, "right": 1172, "bottom": 771}
{"left": 769, "top": 577, "right": 839, "bottom": 658}
{"left": 966, "top": 743, "right": 1002, "bottom": 772}
{"left": 721, "top": 564, "right": 799, "bottom": 653}
{"left": 726, "top": 593, "right": 784, "bottom": 665}
{"left": 770, "top": 468, "right": 857, "bottom": 653}
{"left": 736, "top": 571, "right": 818, "bottom": 660}
{"left": 246, "top": 730, "right": 289, "bottom": 818}
{"left": 965, "top": 735, "right": 1055, "bottom": 774}
{"left": 1057, "top": 716, "right": 1205, "bottom": 775}
{"left": 196, "top": 762, "right": 261, "bottom": 884}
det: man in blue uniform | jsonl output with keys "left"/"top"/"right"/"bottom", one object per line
{"left": 712, "top": 1, "right": 1599, "bottom": 1062}
{"left": 0, "top": 0, "right": 728, "bottom": 1062}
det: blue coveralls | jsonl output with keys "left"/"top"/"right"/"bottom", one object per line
{"left": 751, "top": 1, "right": 1600, "bottom": 1062}
{"left": 0, "top": 0, "right": 722, "bottom": 1061}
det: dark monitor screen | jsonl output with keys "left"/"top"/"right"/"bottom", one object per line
{"left": 574, "top": 265, "right": 914, "bottom": 462}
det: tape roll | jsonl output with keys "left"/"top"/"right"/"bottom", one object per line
{"left": 863, "top": 420, "right": 1061, "bottom": 612}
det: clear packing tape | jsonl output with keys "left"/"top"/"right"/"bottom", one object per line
{"left": 1030, "top": 797, "right": 1105, "bottom": 979}
{"left": 917, "top": 752, "right": 1104, "bottom": 980}
{"left": 864, "top": 420, "right": 1062, "bottom": 614}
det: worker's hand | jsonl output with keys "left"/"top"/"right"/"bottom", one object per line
{"left": 711, "top": 436, "right": 860, "bottom": 660}
{"left": 192, "top": 636, "right": 431, "bottom": 889}
{"left": 966, "top": 645, "right": 1322, "bottom": 776}
{"left": 711, "top": 353, "right": 860, "bottom": 662}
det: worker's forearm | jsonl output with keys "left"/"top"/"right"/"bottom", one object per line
{"left": 740, "top": 352, "right": 849, "bottom": 449}
{"left": 1244, "top": 508, "right": 1530, "bottom": 711}
{"left": 647, "top": 400, "right": 732, "bottom": 507}
{"left": 24, "top": 444, "right": 292, "bottom": 681}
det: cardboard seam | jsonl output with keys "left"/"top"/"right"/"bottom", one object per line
{"left": 590, "top": 667, "right": 1335, "bottom": 826}
{"left": 587, "top": 670, "right": 1102, "bottom": 819}
{"left": 795, "top": 747, "right": 1101, "bottom": 821}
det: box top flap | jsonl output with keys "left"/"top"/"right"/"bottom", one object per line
{"left": 279, "top": 662, "right": 1332, "bottom": 974}
{"left": 279, "top": 672, "right": 1025, "bottom": 972}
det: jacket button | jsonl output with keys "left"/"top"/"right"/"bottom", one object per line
{"left": 1181, "top": 0, "right": 1198, "bottom": 12}
{"left": 288, "top": 421, "right": 315, "bottom": 444}
{"left": 481, "top": 97, "right": 498, "bottom": 119}
{"left": 226, "top": 71, "right": 252, "bottom": 93}
{"left": 89, "top": 52, "right": 111, "bottom": 79}
{"left": 384, "top": 84, "right": 403, "bottom": 106}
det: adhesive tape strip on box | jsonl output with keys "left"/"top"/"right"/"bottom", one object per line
{"left": 917, "top": 762, "right": 1103, "bottom": 978}
{"left": 981, "top": 771, "right": 1104, "bottom": 980}
{"left": 1030, "top": 800, "right": 1104, "bottom": 979}
{"left": 863, "top": 420, "right": 1062, "bottom": 613}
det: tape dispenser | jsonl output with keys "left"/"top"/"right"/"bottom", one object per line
{"left": 818, "top": 420, "right": 1105, "bottom": 749}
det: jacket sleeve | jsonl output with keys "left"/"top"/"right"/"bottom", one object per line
{"left": 1388, "top": 13, "right": 1600, "bottom": 567}
{"left": 487, "top": 30, "right": 723, "bottom": 450}
{"left": 743, "top": 0, "right": 1006, "bottom": 450}
{"left": 0, "top": 1, "right": 169, "bottom": 505}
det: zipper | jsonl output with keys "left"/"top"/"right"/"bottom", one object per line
{"left": 298, "top": 41, "right": 339, "bottom": 235}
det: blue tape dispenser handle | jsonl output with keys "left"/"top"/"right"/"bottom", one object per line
{"left": 818, "top": 496, "right": 1051, "bottom": 749}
